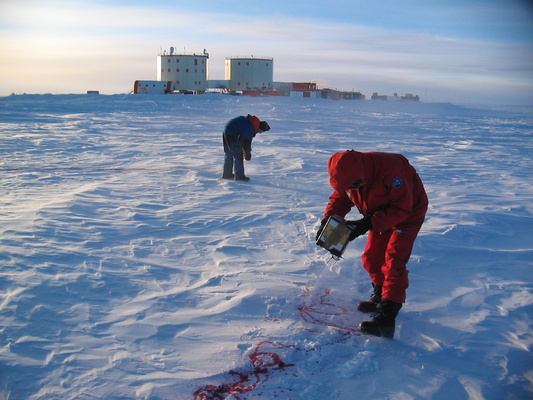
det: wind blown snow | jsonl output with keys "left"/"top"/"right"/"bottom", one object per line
{"left": 0, "top": 94, "right": 532, "bottom": 400}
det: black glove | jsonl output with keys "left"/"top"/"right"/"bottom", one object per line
{"left": 244, "top": 153, "right": 251, "bottom": 161}
{"left": 316, "top": 217, "right": 328, "bottom": 241}
{"left": 347, "top": 217, "right": 372, "bottom": 241}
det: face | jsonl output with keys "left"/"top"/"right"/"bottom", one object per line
{"left": 348, "top": 179, "right": 365, "bottom": 190}
{"left": 346, "top": 179, "right": 365, "bottom": 198}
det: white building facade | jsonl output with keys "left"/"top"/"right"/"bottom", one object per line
{"left": 157, "top": 49, "right": 209, "bottom": 93}
{"left": 225, "top": 57, "right": 273, "bottom": 92}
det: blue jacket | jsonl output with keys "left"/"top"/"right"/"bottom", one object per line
{"left": 223, "top": 115, "right": 257, "bottom": 154}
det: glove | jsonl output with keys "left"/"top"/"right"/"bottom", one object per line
{"left": 347, "top": 217, "right": 372, "bottom": 241}
{"left": 244, "top": 153, "right": 251, "bottom": 161}
{"left": 316, "top": 217, "right": 328, "bottom": 241}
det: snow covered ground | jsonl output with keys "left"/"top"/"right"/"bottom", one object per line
{"left": 0, "top": 94, "right": 532, "bottom": 400}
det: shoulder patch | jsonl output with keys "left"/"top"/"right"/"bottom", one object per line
{"left": 392, "top": 176, "right": 404, "bottom": 189}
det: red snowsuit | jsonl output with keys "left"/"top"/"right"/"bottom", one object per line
{"left": 324, "top": 151, "right": 428, "bottom": 303}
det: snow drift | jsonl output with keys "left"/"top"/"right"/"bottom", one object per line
{"left": 0, "top": 94, "right": 531, "bottom": 399}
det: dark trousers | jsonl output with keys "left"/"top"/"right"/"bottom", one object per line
{"left": 223, "top": 134, "right": 245, "bottom": 178}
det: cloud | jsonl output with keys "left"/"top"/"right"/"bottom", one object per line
{"left": 0, "top": 1, "right": 532, "bottom": 103}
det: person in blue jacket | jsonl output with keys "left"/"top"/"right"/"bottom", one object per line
{"left": 222, "top": 114, "right": 270, "bottom": 181}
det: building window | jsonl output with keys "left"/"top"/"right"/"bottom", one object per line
{"left": 167, "top": 59, "right": 170, "bottom": 63}
{"left": 194, "top": 59, "right": 198, "bottom": 66}
{"left": 168, "top": 69, "right": 171, "bottom": 72}
{"left": 238, "top": 62, "right": 241, "bottom": 66}
{"left": 237, "top": 82, "right": 241, "bottom": 86}
{"left": 246, "top": 62, "right": 249, "bottom": 66}
{"left": 176, "top": 69, "right": 180, "bottom": 72}
{"left": 176, "top": 59, "right": 180, "bottom": 63}
{"left": 186, "top": 69, "right": 189, "bottom": 73}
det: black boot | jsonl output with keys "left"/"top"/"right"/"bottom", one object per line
{"left": 359, "top": 299, "right": 402, "bottom": 339}
{"left": 357, "top": 284, "right": 382, "bottom": 313}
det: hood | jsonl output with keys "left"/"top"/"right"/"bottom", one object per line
{"left": 328, "top": 151, "right": 366, "bottom": 192}
{"left": 249, "top": 115, "right": 260, "bottom": 133}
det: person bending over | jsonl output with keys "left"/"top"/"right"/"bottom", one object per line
{"left": 318, "top": 150, "right": 428, "bottom": 338}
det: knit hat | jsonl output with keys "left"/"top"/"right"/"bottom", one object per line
{"left": 259, "top": 121, "right": 270, "bottom": 132}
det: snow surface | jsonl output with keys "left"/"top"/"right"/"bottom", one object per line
{"left": 0, "top": 94, "right": 532, "bottom": 400}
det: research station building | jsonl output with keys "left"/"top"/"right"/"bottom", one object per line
{"left": 157, "top": 47, "right": 209, "bottom": 93}
{"left": 224, "top": 56, "right": 274, "bottom": 92}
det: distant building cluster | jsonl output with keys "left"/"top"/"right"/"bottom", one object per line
{"left": 371, "top": 92, "right": 420, "bottom": 101}
{"left": 133, "top": 47, "right": 419, "bottom": 101}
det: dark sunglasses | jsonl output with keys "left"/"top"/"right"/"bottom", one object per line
{"left": 348, "top": 179, "right": 365, "bottom": 190}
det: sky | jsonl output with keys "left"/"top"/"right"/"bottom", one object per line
{"left": 1, "top": 0, "right": 532, "bottom": 104}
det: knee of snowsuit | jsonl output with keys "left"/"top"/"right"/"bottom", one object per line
{"left": 361, "top": 225, "right": 422, "bottom": 303}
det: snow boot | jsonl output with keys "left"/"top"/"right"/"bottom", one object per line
{"left": 359, "top": 299, "right": 402, "bottom": 339}
{"left": 222, "top": 173, "right": 235, "bottom": 179}
{"left": 357, "top": 284, "right": 382, "bottom": 313}
{"left": 235, "top": 176, "right": 250, "bottom": 182}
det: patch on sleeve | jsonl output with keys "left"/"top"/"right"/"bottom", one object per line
{"left": 392, "top": 176, "right": 404, "bottom": 189}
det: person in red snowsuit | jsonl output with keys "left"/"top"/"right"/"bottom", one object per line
{"left": 320, "top": 150, "right": 428, "bottom": 338}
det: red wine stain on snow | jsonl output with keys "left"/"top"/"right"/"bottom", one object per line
{"left": 193, "top": 288, "right": 360, "bottom": 398}
{"left": 298, "top": 287, "right": 362, "bottom": 334}
{"left": 193, "top": 341, "right": 295, "bottom": 400}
